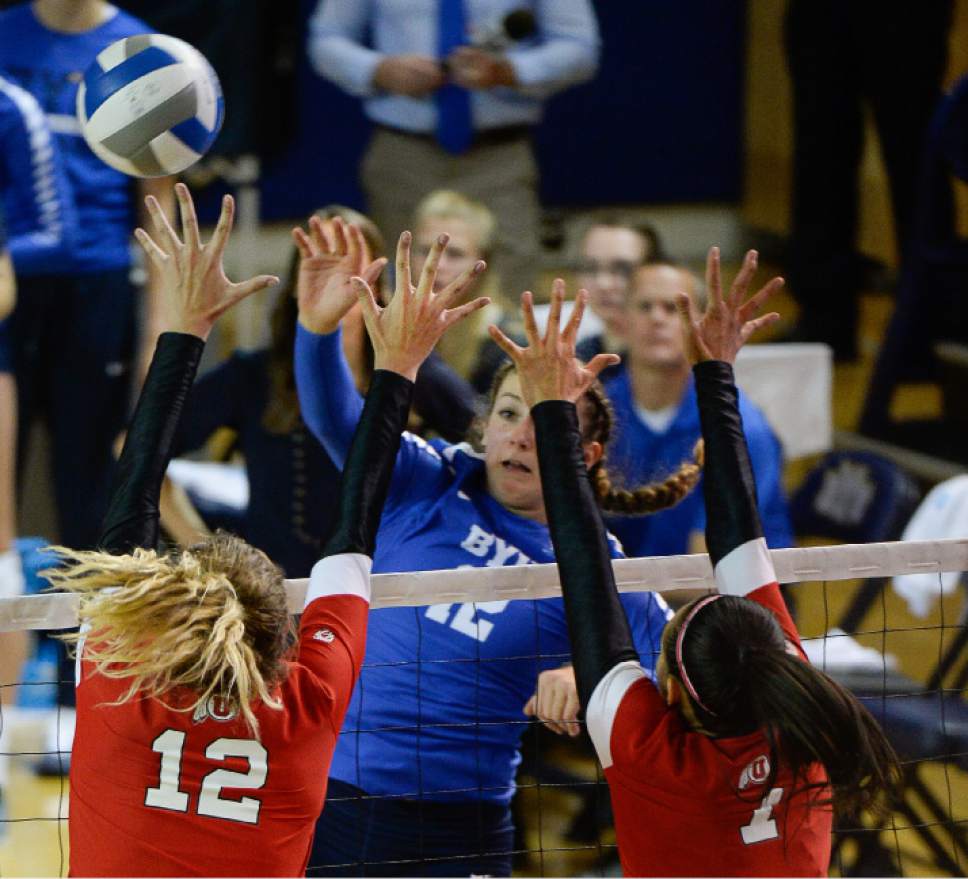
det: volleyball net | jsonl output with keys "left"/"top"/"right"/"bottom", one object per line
{"left": 1, "top": 538, "right": 966, "bottom": 877}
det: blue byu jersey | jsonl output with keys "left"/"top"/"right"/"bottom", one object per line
{"left": 295, "top": 326, "right": 671, "bottom": 803}
{"left": 0, "top": 74, "right": 75, "bottom": 274}
{"left": 0, "top": 3, "right": 151, "bottom": 274}
{"left": 603, "top": 366, "right": 793, "bottom": 557}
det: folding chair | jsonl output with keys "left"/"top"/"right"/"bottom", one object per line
{"left": 790, "top": 450, "right": 921, "bottom": 633}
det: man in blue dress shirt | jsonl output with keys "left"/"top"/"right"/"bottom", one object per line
{"left": 308, "top": 0, "right": 600, "bottom": 302}
{"left": 604, "top": 261, "right": 794, "bottom": 557}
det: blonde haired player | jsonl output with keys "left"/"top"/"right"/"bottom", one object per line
{"left": 47, "top": 184, "right": 488, "bottom": 876}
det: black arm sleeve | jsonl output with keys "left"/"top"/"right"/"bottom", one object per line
{"left": 532, "top": 400, "right": 638, "bottom": 708}
{"left": 693, "top": 360, "right": 763, "bottom": 567}
{"left": 98, "top": 333, "right": 205, "bottom": 554}
{"left": 322, "top": 369, "right": 413, "bottom": 559}
{"left": 412, "top": 351, "right": 478, "bottom": 442}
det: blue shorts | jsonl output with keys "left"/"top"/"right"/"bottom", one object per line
{"left": 309, "top": 779, "right": 515, "bottom": 877}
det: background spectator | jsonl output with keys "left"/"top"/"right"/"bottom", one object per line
{"left": 307, "top": 0, "right": 600, "bottom": 303}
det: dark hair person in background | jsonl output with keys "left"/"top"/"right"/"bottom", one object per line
{"left": 160, "top": 208, "right": 479, "bottom": 576}
{"left": 490, "top": 250, "right": 901, "bottom": 876}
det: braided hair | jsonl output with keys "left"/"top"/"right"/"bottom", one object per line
{"left": 478, "top": 361, "right": 703, "bottom": 516}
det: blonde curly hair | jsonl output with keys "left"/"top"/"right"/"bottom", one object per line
{"left": 46, "top": 532, "right": 292, "bottom": 736}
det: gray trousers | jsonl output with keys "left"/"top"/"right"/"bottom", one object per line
{"left": 361, "top": 127, "right": 541, "bottom": 305}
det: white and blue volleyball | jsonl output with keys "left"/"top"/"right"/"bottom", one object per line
{"left": 76, "top": 34, "right": 223, "bottom": 177}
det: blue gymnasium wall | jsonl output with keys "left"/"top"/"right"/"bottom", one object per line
{"left": 259, "top": 0, "right": 747, "bottom": 220}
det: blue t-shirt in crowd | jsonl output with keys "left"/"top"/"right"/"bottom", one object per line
{"left": 0, "top": 74, "right": 75, "bottom": 274}
{"left": 295, "top": 326, "right": 671, "bottom": 804}
{"left": 603, "top": 366, "right": 794, "bottom": 557}
{"left": 0, "top": 3, "right": 151, "bottom": 274}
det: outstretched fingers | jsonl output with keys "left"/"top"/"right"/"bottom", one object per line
{"left": 437, "top": 259, "right": 485, "bottom": 310}
{"left": 740, "top": 311, "right": 781, "bottom": 344}
{"left": 209, "top": 193, "right": 235, "bottom": 260}
{"left": 520, "top": 290, "right": 540, "bottom": 346}
{"left": 145, "top": 193, "right": 182, "bottom": 253}
{"left": 229, "top": 274, "right": 280, "bottom": 302}
{"left": 417, "top": 233, "right": 448, "bottom": 297}
{"left": 353, "top": 275, "right": 383, "bottom": 338}
{"left": 175, "top": 182, "right": 202, "bottom": 250}
{"left": 395, "top": 231, "right": 413, "bottom": 299}
{"left": 291, "top": 226, "right": 314, "bottom": 260}
{"left": 545, "top": 278, "right": 566, "bottom": 344}
{"left": 444, "top": 296, "right": 491, "bottom": 329}
{"left": 134, "top": 227, "right": 167, "bottom": 268}
{"left": 705, "top": 246, "right": 723, "bottom": 307}
{"left": 562, "top": 288, "right": 588, "bottom": 347}
{"left": 584, "top": 352, "right": 621, "bottom": 380}
{"left": 738, "top": 276, "right": 784, "bottom": 323}
{"left": 488, "top": 321, "right": 524, "bottom": 362}
{"left": 727, "top": 249, "right": 758, "bottom": 308}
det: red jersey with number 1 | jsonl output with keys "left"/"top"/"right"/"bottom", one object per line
{"left": 68, "top": 554, "right": 370, "bottom": 877}
{"left": 586, "top": 543, "right": 832, "bottom": 877}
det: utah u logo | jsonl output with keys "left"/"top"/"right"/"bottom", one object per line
{"left": 739, "top": 754, "right": 771, "bottom": 790}
{"left": 192, "top": 695, "right": 239, "bottom": 724}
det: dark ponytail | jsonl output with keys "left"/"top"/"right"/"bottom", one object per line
{"left": 746, "top": 649, "right": 902, "bottom": 819}
{"left": 665, "top": 595, "right": 902, "bottom": 820}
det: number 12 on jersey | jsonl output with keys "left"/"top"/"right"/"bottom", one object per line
{"left": 145, "top": 729, "right": 268, "bottom": 824}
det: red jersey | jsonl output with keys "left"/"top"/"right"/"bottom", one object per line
{"left": 586, "top": 540, "right": 832, "bottom": 877}
{"left": 69, "top": 554, "right": 371, "bottom": 877}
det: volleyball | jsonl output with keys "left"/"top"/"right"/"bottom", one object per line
{"left": 76, "top": 34, "right": 223, "bottom": 178}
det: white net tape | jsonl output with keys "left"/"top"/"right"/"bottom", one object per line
{"left": 3, "top": 537, "right": 967, "bottom": 632}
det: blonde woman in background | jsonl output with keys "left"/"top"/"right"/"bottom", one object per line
{"left": 412, "top": 189, "right": 519, "bottom": 392}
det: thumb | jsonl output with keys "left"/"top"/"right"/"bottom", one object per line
{"left": 523, "top": 695, "right": 536, "bottom": 717}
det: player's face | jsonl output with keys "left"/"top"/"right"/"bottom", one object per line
{"left": 483, "top": 371, "right": 546, "bottom": 521}
{"left": 576, "top": 226, "right": 648, "bottom": 337}
{"left": 413, "top": 216, "right": 483, "bottom": 295}
{"left": 483, "top": 371, "right": 603, "bottom": 522}
{"left": 625, "top": 265, "right": 694, "bottom": 369}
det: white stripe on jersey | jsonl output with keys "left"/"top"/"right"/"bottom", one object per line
{"left": 586, "top": 660, "right": 648, "bottom": 769}
{"left": 0, "top": 77, "right": 66, "bottom": 242}
{"left": 714, "top": 537, "right": 776, "bottom": 597}
{"left": 306, "top": 553, "right": 372, "bottom": 608}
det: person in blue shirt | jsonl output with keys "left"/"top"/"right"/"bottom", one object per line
{"left": 0, "top": 74, "right": 75, "bottom": 275}
{"left": 0, "top": 71, "right": 74, "bottom": 726}
{"left": 604, "top": 261, "right": 794, "bottom": 558}
{"left": 308, "top": 0, "right": 599, "bottom": 303}
{"left": 294, "top": 228, "right": 697, "bottom": 875}
{"left": 0, "top": 0, "right": 174, "bottom": 550}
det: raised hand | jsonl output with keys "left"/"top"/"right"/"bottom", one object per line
{"left": 135, "top": 182, "right": 279, "bottom": 341}
{"left": 488, "top": 279, "right": 620, "bottom": 409}
{"left": 293, "top": 214, "right": 386, "bottom": 335}
{"left": 676, "top": 247, "right": 782, "bottom": 365}
{"left": 354, "top": 231, "right": 489, "bottom": 381}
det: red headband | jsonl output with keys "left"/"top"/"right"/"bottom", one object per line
{"left": 674, "top": 594, "right": 724, "bottom": 717}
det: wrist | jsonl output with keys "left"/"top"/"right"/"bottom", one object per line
{"left": 373, "top": 355, "right": 419, "bottom": 383}
{"left": 164, "top": 320, "right": 209, "bottom": 341}
{"left": 298, "top": 314, "right": 340, "bottom": 336}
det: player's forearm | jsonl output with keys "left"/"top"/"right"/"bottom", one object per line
{"left": 532, "top": 400, "right": 637, "bottom": 708}
{"left": 294, "top": 323, "right": 363, "bottom": 468}
{"left": 99, "top": 333, "right": 204, "bottom": 554}
{"left": 322, "top": 370, "right": 413, "bottom": 560}
{"left": 694, "top": 361, "right": 776, "bottom": 593}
